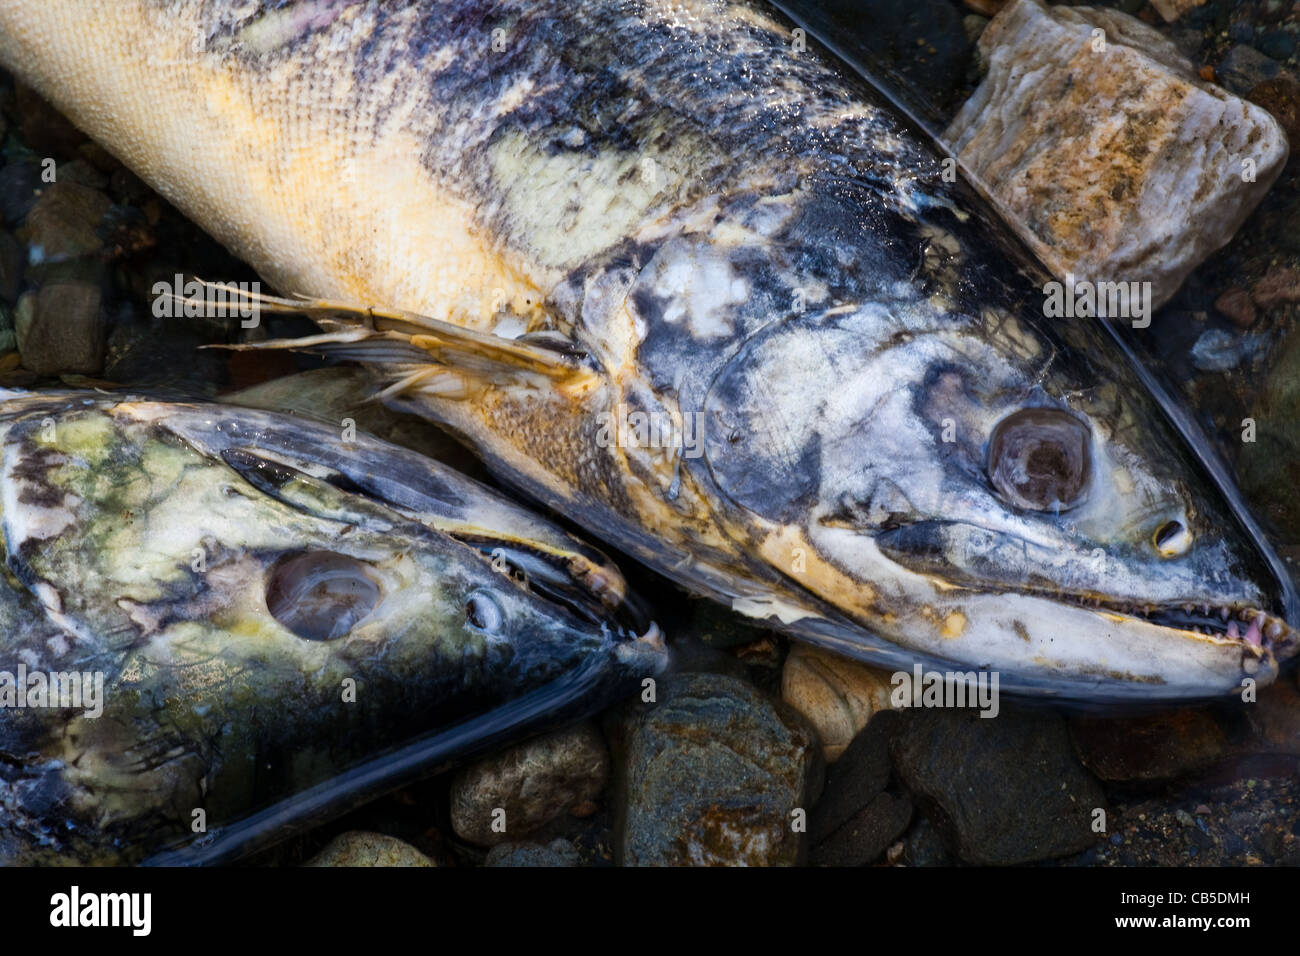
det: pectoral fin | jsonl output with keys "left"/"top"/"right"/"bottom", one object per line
{"left": 186, "top": 282, "right": 596, "bottom": 394}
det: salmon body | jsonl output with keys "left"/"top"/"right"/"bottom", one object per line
{"left": 0, "top": 0, "right": 1296, "bottom": 701}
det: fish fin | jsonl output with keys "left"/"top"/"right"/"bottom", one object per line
{"left": 185, "top": 281, "right": 595, "bottom": 388}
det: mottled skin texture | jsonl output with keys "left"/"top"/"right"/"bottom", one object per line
{"left": 0, "top": 0, "right": 1295, "bottom": 699}
{"left": 0, "top": 392, "right": 660, "bottom": 864}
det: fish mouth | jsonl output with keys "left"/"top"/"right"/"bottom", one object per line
{"left": 1048, "top": 591, "right": 1298, "bottom": 665}
{"left": 453, "top": 532, "right": 659, "bottom": 644}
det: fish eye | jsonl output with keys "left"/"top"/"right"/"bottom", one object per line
{"left": 466, "top": 590, "right": 504, "bottom": 633}
{"left": 265, "top": 552, "right": 380, "bottom": 641}
{"left": 1153, "top": 519, "right": 1192, "bottom": 558}
{"left": 987, "top": 408, "right": 1091, "bottom": 512}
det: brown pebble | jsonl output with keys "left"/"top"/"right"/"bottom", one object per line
{"left": 1248, "top": 75, "right": 1300, "bottom": 146}
{"left": 1252, "top": 265, "right": 1300, "bottom": 309}
{"left": 1199, "top": 65, "right": 1215, "bottom": 83}
{"left": 18, "top": 282, "right": 103, "bottom": 376}
{"left": 1215, "top": 287, "right": 1257, "bottom": 328}
{"left": 1150, "top": 0, "right": 1207, "bottom": 22}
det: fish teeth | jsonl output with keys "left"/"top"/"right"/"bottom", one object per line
{"left": 1244, "top": 617, "right": 1263, "bottom": 647}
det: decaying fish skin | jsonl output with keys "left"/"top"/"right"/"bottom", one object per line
{"left": 0, "top": 390, "right": 665, "bottom": 865}
{"left": 2, "top": 0, "right": 1296, "bottom": 701}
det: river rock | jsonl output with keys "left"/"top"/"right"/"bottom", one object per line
{"left": 1149, "top": 0, "right": 1204, "bottom": 23}
{"left": 781, "top": 643, "right": 896, "bottom": 762}
{"left": 945, "top": 0, "right": 1288, "bottom": 311}
{"left": 13, "top": 83, "right": 85, "bottom": 161}
{"left": 1249, "top": 74, "right": 1300, "bottom": 145}
{"left": 304, "top": 831, "right": 435, "bottom": 867}
{"left": 17, "top": 180, "right": 112, "bottom": 267}
{"left": 0, "top": 305, "right": 14, "bottom": 356}
{"left": 963, "top": 0, "right": 1006, "bottom": 17}
{"left": 0, "top": 163, "right": 43, "bottom": 228}
{"left": 484, "top": 838, "right": 584, "bottom": 867}
{"left": 1239, "top": 327, "right": 1300, "bottom": 540}
{"left": 1215, "top": 287, "right": 1257, "bottom": 328}
{"left": 810, "top": 791, "right": 913, "bottom": 866}
{"left": 16, "top": 280, "right": 103, "bottom": 375}
{"left": 1252, "top": 264, "right": 1300, "bottom": 308}
{"left": 1070, "top": 709, "right": 1228, "bottom": 781}
{"left": 808, "top": 713, "right": 912, "bottom": 865}
{"left": 616, "top": 672, "right": 818, "bottom": 866}
{"left": 0, "top": 230, "right": 21, "bottom": 304}
{"left": 890, "top": 708, "right": 1106, "bottom": 864}
{"left": 810, "top": 711, "right": 899, "bottom": 842}
{"left": 449, "top": 722, "right": 610, "bottom": 847}
{"left": 1217, "top": 45, "right": 1284, "bottom": 97}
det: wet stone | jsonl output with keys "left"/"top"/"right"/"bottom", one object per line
{"left": 0, "top": 163, "right": 42, "bottom": 227}
{"left": 1219, "top": 45, "right": 1284, "bottom": 98}
{"left": 1249, "top": 74, "right": 1300, "bottom": 147}
{"left": 1258, "top": 29, "right": 1297, "bottom": 62}
{"left": 484, "top": 838, "right": 584, "bottom": 867}
{"left": 1190, "top": 328, "right": 1266, "bottom": 372}
{"left": 1252, "top": 264, "right": 1300, "bottom": 308}
{"left": 1150, "top": 0, "right": 1205, "bottom": 23}
{"left": 1215, "top": 287, "right": 1257, "bottom": 328}
{"left": 809, "top": 710, "right": 899, "bottom": 843}
{"left": 1070, "top": 709, "right": 1228, "bottom": 782}
{"left": 781, "top": 643, "right": 896, "bottom": 763}
{"left": 0, "top": 303, "right": 14, "bottom": 356}
{"left": 13, "top": 83, "right": 85, "bottom": 160}
{"left": 810, "top": 791, "right": 913, "bottom": 867}
{"left": 962, "top": 0, "right": 1005, "bottom": 17}
{"left": 945, "top": 0, "right": 1288, "bottom": 310}
{"left": 962, "top": 14, "right": 990, "bottom": 46}
{"left": 901, "top": 816, "right": 953, "bottom": 866}
{"left": 1244, "top": 680, "right": 1300, "bottom": 755}
{"left": 1239, "top": 327, "right": 1300, "bottom": 541}
{"left": 53, "top": 159, "right": 108, "bottom": 191}
{"left": 449, "top": 722, "right": 610, "bottom": 848}
{"left": 16, "top": 281, "right": 103, "bottom": 376}
{"left": 890, "top": 707, "right": 1106, "bottom": 865}
{"left": 691, "top": 598, "right": 776, "bottom": 650}
{"left": 809, "top": 712, "right": 912, "bottom": 866}
{"left": 304, "top": 831, "right": 435, "bottom": 867}
{"left": 18, "top": 180, "right": 113, "bottom": 268}
{"left": 0, "top": 229, "right": 20, "bottom": 303}
{"left": 616, "top": 672, "right": 818, "bottom": 866}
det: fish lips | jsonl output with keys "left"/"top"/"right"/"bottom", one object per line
{"left": 874, "top": 518, "right": 1298, "bottom": 677}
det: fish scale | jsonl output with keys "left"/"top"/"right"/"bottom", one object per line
{"left": 0, "top": 391, "right": 664, "bottom": 864}
{"left": 0, "top": 0, "right": 1296, "bottom": 701}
